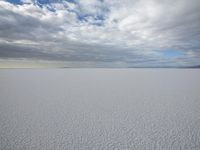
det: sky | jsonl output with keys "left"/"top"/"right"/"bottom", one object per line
{"left": 0, "top": 0, "right": 200, "bottom": 68}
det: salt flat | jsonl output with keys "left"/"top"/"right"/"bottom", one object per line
{"left": 0, "top": 69, "right": 200, "bottom": 150}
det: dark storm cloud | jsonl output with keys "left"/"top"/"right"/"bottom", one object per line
{"left": 0, "top": 40, "right": 147, "bottom": 64}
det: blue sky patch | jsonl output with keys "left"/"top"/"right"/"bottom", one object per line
{"left": 7, "top": 0, "right": 22, "bottom": 5}
{"left": 162, "top": 50, "right": 183, "bottom": 58}
{"left": 7, "top": 0, "right": 76, "bottom": 5}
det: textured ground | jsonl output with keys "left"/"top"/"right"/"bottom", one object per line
{"left": 0, "top": 69, "right": 200, "bottom": 150}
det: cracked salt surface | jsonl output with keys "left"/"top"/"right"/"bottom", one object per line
{"left": 0, "top": 69, "right": 200, "bottom": 150}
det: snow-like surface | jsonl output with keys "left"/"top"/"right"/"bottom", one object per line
{"left": 0, "top": 69, "right": 200, "bottom": 150}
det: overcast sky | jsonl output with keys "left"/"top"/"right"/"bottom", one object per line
{"left": 0, "top": 0, "right": 200, "bottom": 67}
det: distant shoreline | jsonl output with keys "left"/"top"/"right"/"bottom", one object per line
{"left": 0, "top": 66, "right": 200, "bottom": 69}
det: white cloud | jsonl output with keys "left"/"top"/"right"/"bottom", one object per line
{"left": 0, "top": 0, "right": 200, "bottom": 67}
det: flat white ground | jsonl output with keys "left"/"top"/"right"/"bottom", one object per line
{"left": 0, "top": 69, "right": 200, "bottom": 150}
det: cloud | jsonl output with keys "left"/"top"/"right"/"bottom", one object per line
{"left": 0, "top": 0, "right": 200, "bottom": 67}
